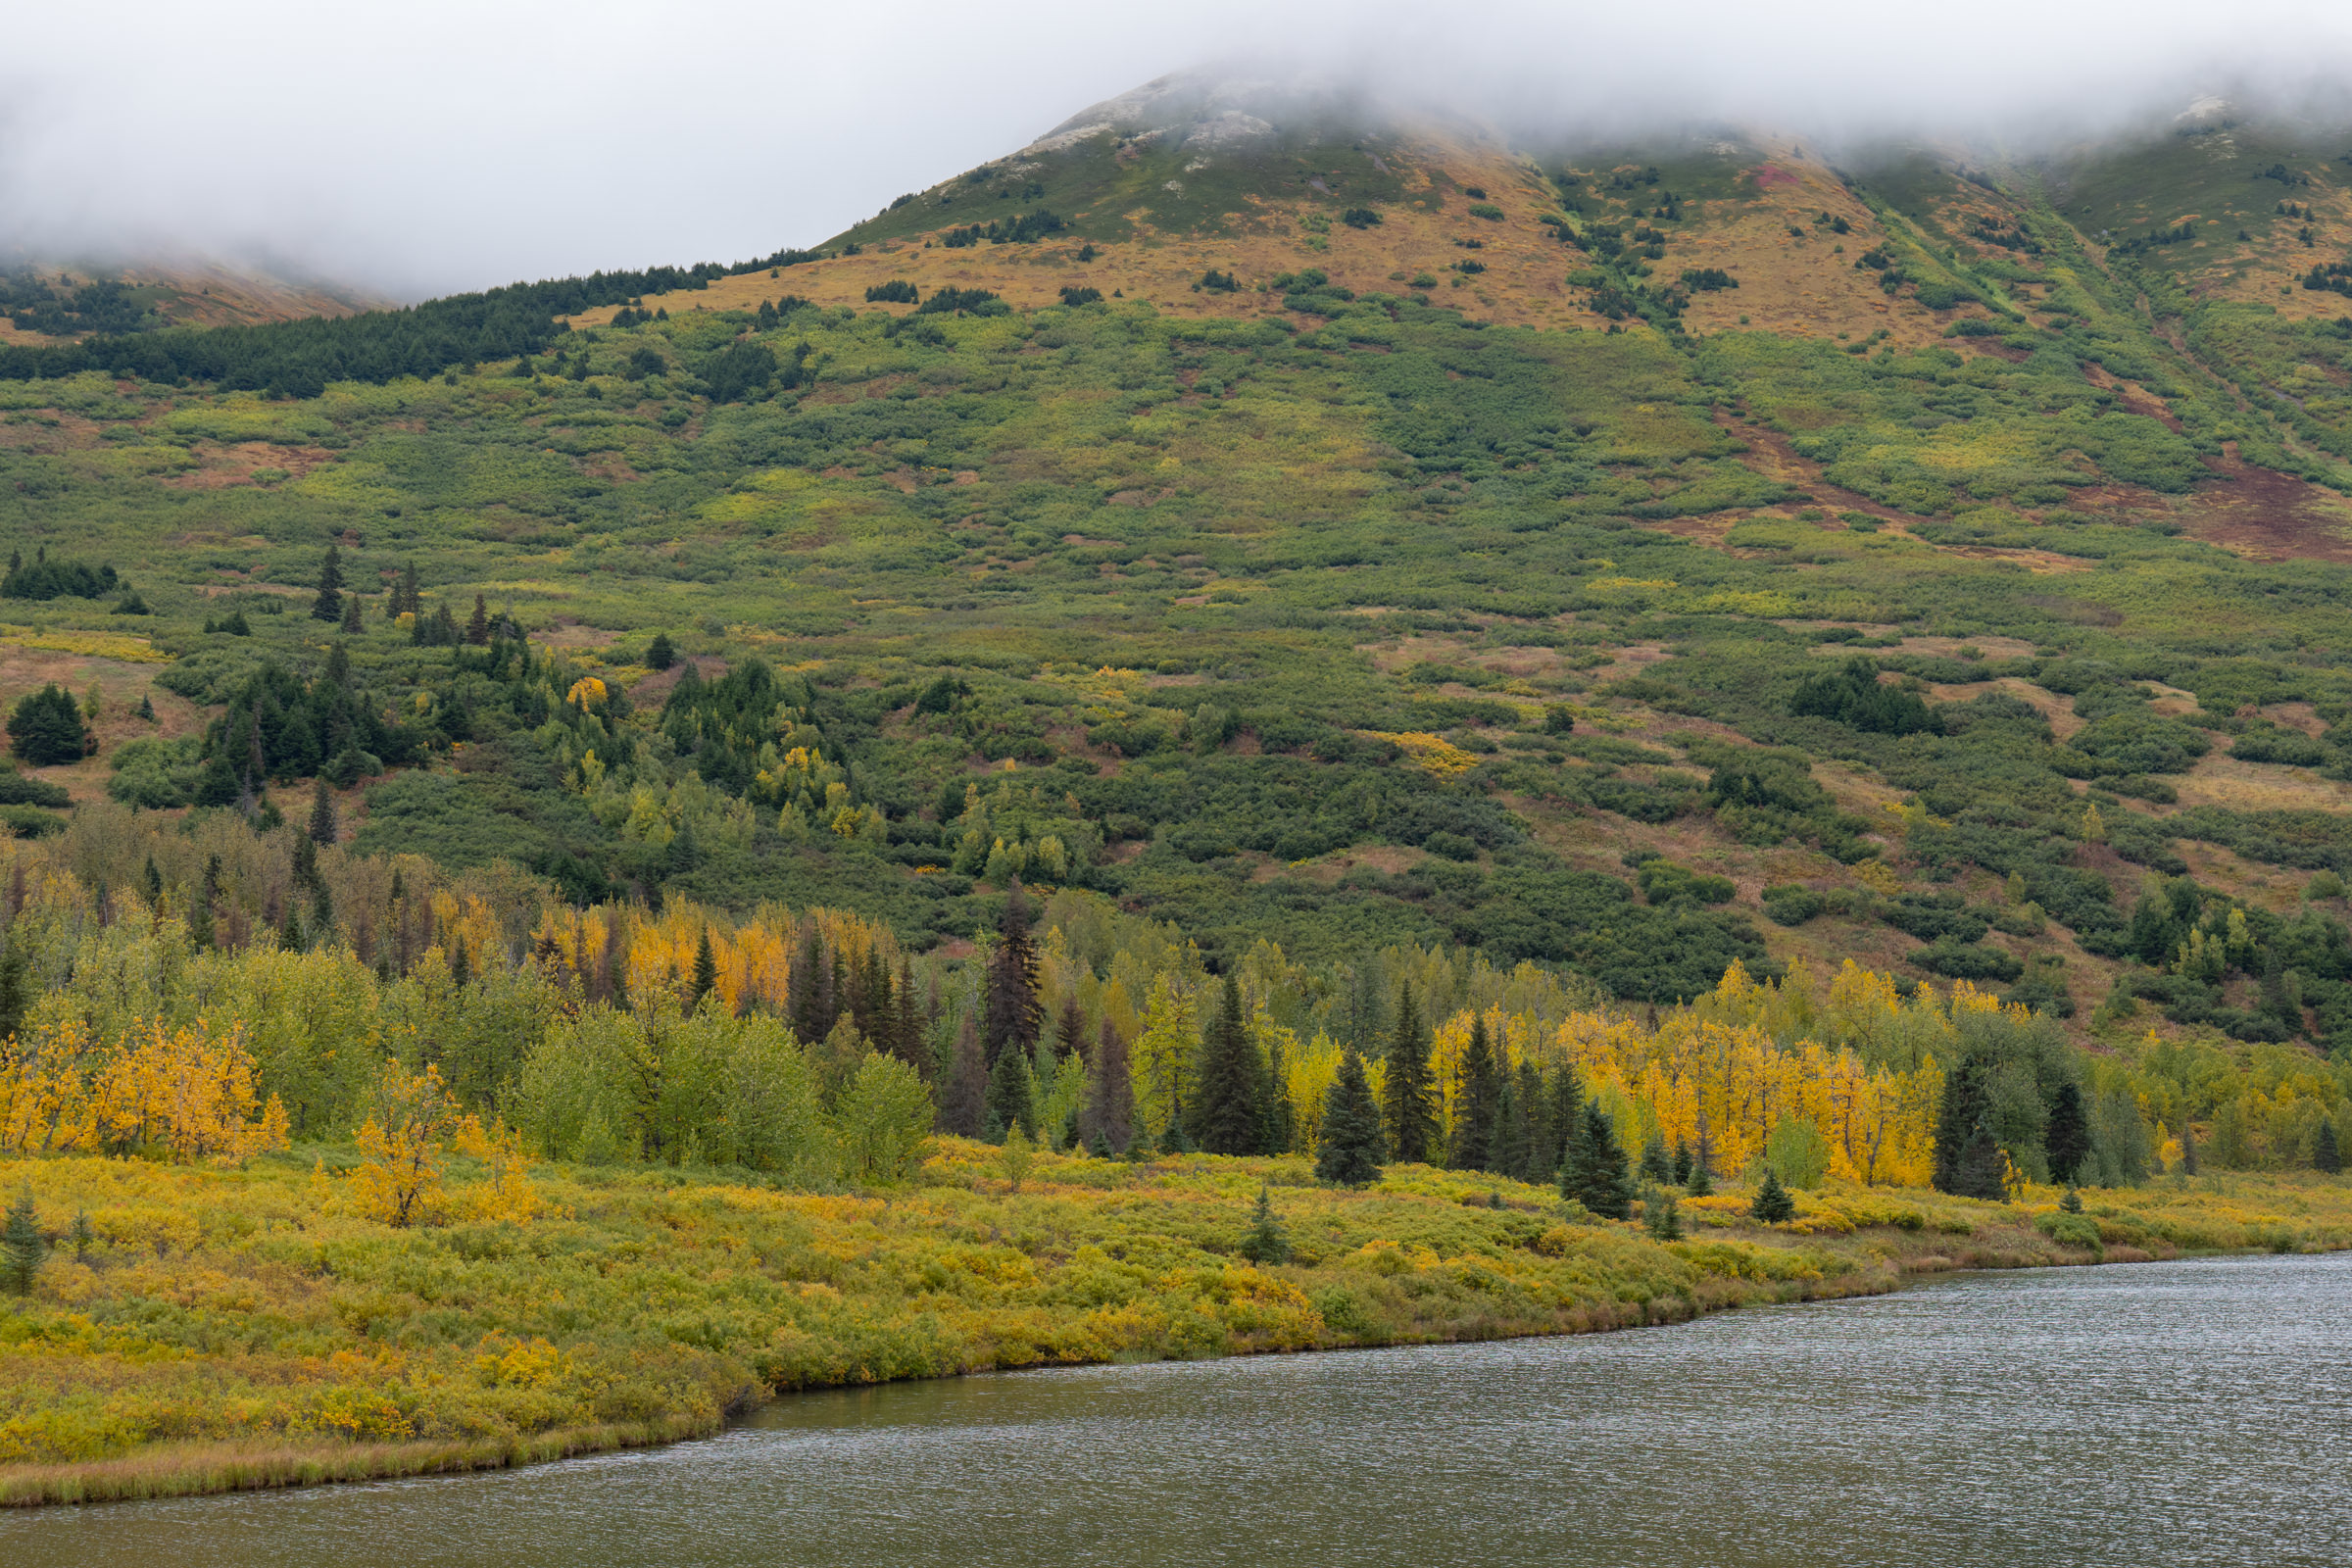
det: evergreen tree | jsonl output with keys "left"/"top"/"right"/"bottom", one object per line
{"left": 0, "top": 943, "right": 20, "bottom": 1047}
{"left": 689, "top": 927, "right": 718, "bottom": 1009}
{"left": 980, "top": 881, "right": 1043, "bottom": 1065}
{"left": 392, "top": 563, "right": 419, "bottom": 617}
{"left": 939, "top": 1014, "right": 987, "bottom": 1136}
{"left": 1640, "top": 1131, "right": 1674, "bottom": 1184}
{"left": 1056, "top": 996, "right": 1088, "bottom": 1059}
{"left": 1686, "top": 1160, "right": 1714, "bottom": 1198}
{"left": 188, "top": 855, "right": 220, "bottom": 950}
{"left": 1160, "top": 1109, "right": 1195, "bottom": 1155}
{"left": 2180, "top": 1124, "right": 2200, "bottom": 1176}
{"left": 307, "top": 777, "right": 338, "bottom": 846}
{"left": 1672, "top": 1141, "right": 1694, "bottom": 1186}
{"left": 1643, "top": 1184, "right": 1684, "bottom": 1241}
{"left": 311, "top": 545, "right": 344, "bottom": 622}
{"left": 1750, "top": 1168, "right": 1796, "bottom": 1224}
{"left": 2059, "top": 1186, "right": 2083, "bottom": 1214}
{"left": 1239, "top": 1183, "right": 1291, "bottom": 1263}
{"left": 1, "top": 1186, "right": 41, "bottom": 1296}
{"left": 1492, "top": 1069, "right": 1530, "bottom": 1180}
{"left": 466, "top": 593, "right": 490, "bottom": 646}
{"left": 7, "top": 684, "right": 91, "bottom": 765}
{"left": 1381, "top": 981, "right": 1438, "bottom": 1164}
{"left": 1257, "top": 1022, "right": 1296, "bottom": 1155}
{"left": 1561, "top": 1099, "right": 1635, "bottom": 1219}
{"left": 1450, "top": 1011, "right": 1500, "bottom": 1171}
{"left": 645, "top": 631, "right": 677, "bottom": 671}
{"left": 340, "top": 591, "right": 363, "bottom": 635}
{"left": 1193, "top": 974, "right": 1261, "bottom": 1155}
{"left": 1079, "top": 1018, "right": 1135, "bottom": 1152}
{"left": 136, "top": 693, "right": 156, "bottom": 722}
{"left": 2045, "top": 1081, "right": 2091, "bottom": 1186}
{"left": 1934, "top": 1057, "right": 2007, "bottom": 1200}
{"left": 1315, "top": 1049, "right": 1387, "bottom": 1187}
{"left": 1541, "top": 1061, "right": 1584, "bottom": 1183}
{"left": 2317, "top": 1118, "right": 2342, "bottom": 1175}
{"left": 983, "top": 1035, "right": 1037, "bottom": 1142}
{"left": 142, "top": 856, "right": 163, "bottom": 907}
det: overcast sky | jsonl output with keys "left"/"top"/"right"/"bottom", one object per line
{"left": 6, "top": 0, "right": 2352, "bottom": 300}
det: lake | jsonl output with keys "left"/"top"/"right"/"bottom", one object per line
{"left": 6, "top": 1251, "right": 2345, "bottom": 1567}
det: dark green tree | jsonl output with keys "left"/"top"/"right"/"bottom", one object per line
{"left": 2317, "top": 1118, "right": 2342, "bottom": 1175}
{"left": 310, "top": 545, "right": 344, "bottom": 622}
{"left": 7, "top": 684, "right": 91, "bottom": 765}
{"left": 1315, "top": 1049, "right": 1387, "bottom": 1187}
{"left": 938, "top": 1015, "right": 986, "bottom": 1137}
{"left": 466, "top": 594, "right": 490, "bottom": 646}
{"left": 0, "top": 943, "right": 21, "bottom": 1045}
{"left": 690, "top": 927, "right": 718, "bottom": 1009}
{"left": 1561, "top": 1099, "right": 1634, "bottom": 1219}
{"left": 2045, "top": 1082, "right": 2090, "bottom": 1186}
{"left": 1239, "top": 1182, "right": 1291, "bottom": 1263}
{"left": 1491, "top": 1069, "right": 1531, "bottom": 1179}
{"left": 1640, "top": 1131, "right": 1674, "bottom": 1184}
{"left": 1751, "top": 1168, "right": 1796, "bottom": 1223}
{"left": 1078, "top": 1019, "right": 1135, "bottom": 1152}
{"left": 136, "top": 694, "right": 156, "bottom": 722}
{"left": 340, "top": 591, "right": 363, "bottom": 635}
{"left": 2059, "top": 1186, "right": 2083, "bottom": 1214}
{"left": 0, "top": 1187, "right": 40, "bottom": 1296}
{"left": 307, "top": 777, "right": 338, "bottom": 846}
{"left": 1193, "top": 974, "right": 1261, "bottom": 1155}
{"left": 981, "top": 881, "right": 1043, "bottom": 1066}
{"left": 1450, "top": 1011, "right": 1500, "bottom": 1170}
{"left": 1381, "top": 981, "right": 1438, "bottom": 1164}
{"left": 983, "top": 1035, "right": 1038, "bottom": 1142}
{"left": 1643, "top": 1184, "right": 1684, "bottom": 1240}
{"left": 1934, "top": 1057, "right": 2008, "bottom": 1200}
{"left": 2180, "top": 1123, "right": 2199, "bottom": 1176}
{"left": 1672, "top": 1141, "right": 1694, "bottom": 1186}
{"left": 645, "top": 632, "right": 677, "bottom": 671}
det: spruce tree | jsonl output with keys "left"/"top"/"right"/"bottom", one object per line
{"left": 1934, "top": 1057, "right": 2007, "bottom": 1200}
{"left": 1492, "top": 1070, "right": 1529, "bottom": 1180}
{"left": 1687, "top": 1161, "right": 1714, "bottom": 1198}
{"left": 2317, "top": 1118, "right": 2342, "bottom": 1175}
{"left": 1315, "top": 1049, "right": 1387, "bottom": 1187}
{"left": 1239, "top": 1182, "right": 1291, "bottom": 1263}
{"left": 1382, "top": 981, "right": 1438, "bottom": 1165}
{"left": 1193, "top": 974, "right": 1261, "bottom": 1155}
{"left": 980, "top": 881, "right": 1043, "bottom": 1066}
{"left": 690, "top": 928, "right": 718, "bottom": 1009}
{"left": 1450, "top": 1012, "right": 1499, "bottom": 1171}
{"left": 466, "top": 593, "right": 490, "bottom": 646}
{"left": 1080, "top": 1018, "right": 1135, "bottom": 1152}
{"left": 1, "top": 1186, "right": 41, "bottom": 1296}
{"left": 2180, "top": 1125, "right": 2200, "bottom": 1176}
{"left": 1640, "top": 1131, "right": 1674, "bottom": 1184}
{"left": 1562, "top": 1099, "right": 1635, "bottom": 1219}
{"left": 1751, "top": 1168, "right": 1796, "bottom": 1224}
{"left": 2059, "top": 1186, "right": 2083, "bottom": 1214}
{"left": 983, "top": 1036, "right": 1037, "bottom": 1142}
{"left": 2045, "top": 1082, "right": 2091, "bottom": 1186}
{"left": 939, "top": 1014, "right": 987, "bottom": 1136}
{"left": 7, "top": 684, "right": 91, "bottom": 765}
{"left": 645, "top": 631, "right": 677, "bottom": 671}
{"left": 1643, "top": 1184, "right": 1684, "bottom": 1241}
{"left": 1541, "top": 1061, "right": 1584, "bottom": 1183}
{"left": 340, "top": 592, "right": 363, "bottom": 635}
{"left": 1672, "top": 1141, "right": 1694, "bottom": 1186}
{"left": 308, "top": 777, "right": 338, "bottom": 846}
{"left": 311, "top": 545, "right": 344, "bottom": 622}
{"left": 137, "top": 693, "right": 156, "bottom": 722}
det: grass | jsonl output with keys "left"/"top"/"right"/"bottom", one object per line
{"left": 4, "top": 1144, "right": 2348, "bottom": 1506}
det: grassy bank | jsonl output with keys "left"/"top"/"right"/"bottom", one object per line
{"left": 4, "top": 1145, "right": 2348, "bottom": 1507}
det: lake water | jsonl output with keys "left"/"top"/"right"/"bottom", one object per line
{"left": 7, "top": 1252, "right": 2347, "bottom": 1567}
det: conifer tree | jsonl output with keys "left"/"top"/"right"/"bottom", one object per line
{"left": 645, "top": 631, "right": 676, "bottom": 671}
{"left": 981, "top": 881, "right": 1043, "bottom": 1066}
{"left": 1687, "top": 1160, "right": 1714, "bottom": 1198}
{"left": 1643, "top": 1184, "right": 1684, "bottom": 1241}
{"left": 466, "top": 593, "right": 490, "bottom": 646}
{"left": 1562, "top": 1099, "right": 1635, "bottom": 1219}
{"left": 2059, "top": 1186, "right": 2083, "bottom": 1214}
{"left": 1672, "top": 1141, "right": 1694, "bottom": 1186}
{"left": 311, "top": 545, "right": 344, "bottom": 622}
{"left": 1, "top": 1187, "right": 41, "bottom": 1296}
{"left": 2317, "top": 1117, "right": 2342, "bottom": 1175}
{"left": 1450, "top": 1011, "right": 1499, "bottom": 1171}
{"left": 2045, "top": 1081, "right": 2091, "bottom": 1186}
{"left": 1056, "top": 996, "right": 1088, "bottom": 1060}
{"left": 983, "top": 1035, "right": 1037, "bottom": 1142}
{"left": 308, "top": 777, "right": 338, "bottom": 846}
{"left": 1934, "top": 1057, "right": 2007, "bottom": 1200}
{"left": 137, "top": 693, "right": 156, "bottom": 722}
{"left": 1492, "top": 1070, "right": 1530, "bottom": 1180}
{"left": 1640, "top": 1131, "right": 1674, "bottom": 1184}
{"left": 690, "top": 928, "right": 718, "bottom": 1009}
{"left": 1541, "top": 1061, "right": 1584, "bottom": 1183}
{"left": 1381, "top": 981, "right": 1437, "bottom": 1164}
{"left": 1193, "top": 974, "right": 1261, "bottom": 1155}
{"left": 2180, "top": 1124, "right": 2199, "bottom": 1176}
{"left": 340, "top": 591, "right": 363, "bottom": 635}
{"left": 1751, "top": 1168, "right": 1796, "bottom": 1224}
{"left": 939, "top": 1014, "right": 987, "bottom": 1136}
{"left": 1239, "top": 1182, "right": 1291, "bottom": 1263}
{"left": 1315, "top": 1048, "right": 1387, "bottom": 1187}
{"left": 1079, "top": 1018, "right": 1135, "bottom": 1152}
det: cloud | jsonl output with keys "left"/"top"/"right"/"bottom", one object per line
{"left": 5, "top": 0, "right": 2350, "bottom": 299}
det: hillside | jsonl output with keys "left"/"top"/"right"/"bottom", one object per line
{"left": 0, "top": 257, "right": 386, "bottom": 345}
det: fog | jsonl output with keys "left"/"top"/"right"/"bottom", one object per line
{"left": 5, "top": 0, "right": 2351, "bottom": 301}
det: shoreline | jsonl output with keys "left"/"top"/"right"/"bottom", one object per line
{"left": 7, "top": 1227, "right": 2333, "bottom": 1512}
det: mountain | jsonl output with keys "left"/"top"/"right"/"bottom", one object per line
{"left": 0, "top": 69, "right": 2351, "bottom": 1054}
